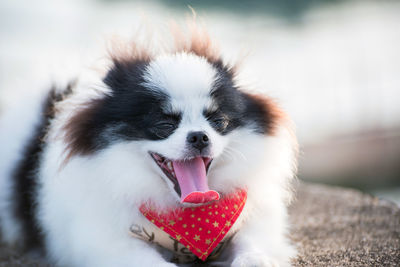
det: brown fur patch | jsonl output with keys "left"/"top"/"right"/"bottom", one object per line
{"left": 107, "top": 19, "right": 223, "bottom": 68}
{"left": 244, "top": 93, "right": 288, "bottom": 136}
{"left": 107, "top": 35, "right": 153, "bottom": 66}
{"left": 170, "top": 20, "right": 221, "bottom": 64}
{"left": 62, "top": 97, "right": 105, "bottom": 162}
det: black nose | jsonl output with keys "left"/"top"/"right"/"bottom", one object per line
{"left": 187, "top": 131, "right": 210, "bottom": 151}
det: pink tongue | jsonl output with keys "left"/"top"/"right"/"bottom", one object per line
{"left": 172, "top": 158, "right": 220, "bottom": 204}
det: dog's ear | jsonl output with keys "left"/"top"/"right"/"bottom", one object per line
{"left": 103, "top": 59, "right": 150, "bottom": 93}
{"left": 241, "top": 92, "right": 287, "bottom": 136}
{"left": 104, "top": 37, "right": 153, "bottom": 93}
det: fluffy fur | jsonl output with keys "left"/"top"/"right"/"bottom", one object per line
{"left": 0, "top": 25, "right": 298, "bottom": 267}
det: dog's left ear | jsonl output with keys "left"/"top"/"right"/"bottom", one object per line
{"left": 241, "top": 92, "right": 287, "bottom": 136}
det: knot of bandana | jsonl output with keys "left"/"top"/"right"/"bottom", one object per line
{"left": 139, "top": 189, "right": 247, "bottom": 261}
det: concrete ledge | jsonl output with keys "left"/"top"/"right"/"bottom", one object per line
{"left": 289, "top": 183, "right": 400, "bottom": 266}
{"left": 0, "top": 183, "right": 399, "bottom": 266}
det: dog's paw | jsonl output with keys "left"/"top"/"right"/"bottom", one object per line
{"left": 231, "top": 252, "right": 280, "bottom": 267}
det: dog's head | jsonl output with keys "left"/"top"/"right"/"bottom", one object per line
{"left": 62, "top": 30, "right": 292, "bottom": 205}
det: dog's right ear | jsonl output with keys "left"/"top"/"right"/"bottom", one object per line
{"left": 103, "top": 58, "right": 150, "bottom": 93}
{"left": 104, "top": 37, "right": 153, "bottom": 93}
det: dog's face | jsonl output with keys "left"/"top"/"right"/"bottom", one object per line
{"left": 64, "top": 52, "right": 281, "bottom": 205}
{"left": 139, "top": 54, "right": 232, "bottom": 203}
{"left": 140, "top": 53, "right": 229, "bottom": 157}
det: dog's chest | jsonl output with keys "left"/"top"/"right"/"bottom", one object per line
{"left": 130, "top": 191, "right": 248, "bottom": 263}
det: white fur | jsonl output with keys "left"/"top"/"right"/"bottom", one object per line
{"left": 0, "top": 52, "right": 297, "bottom": 267}
{"left": 142, "top": 53, "right": 227, "bottom": 161}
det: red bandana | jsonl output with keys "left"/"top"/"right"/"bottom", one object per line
{"left": 140, "top": 189, "right": 247, "bottom": 261}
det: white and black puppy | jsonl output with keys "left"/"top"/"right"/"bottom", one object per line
{"left": 0, "top": 26, "right": 297, "bottom": 267}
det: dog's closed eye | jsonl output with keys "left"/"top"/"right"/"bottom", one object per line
{"left": 205, "top": 112, "right": 230, "bottom": 133}
{"left": 150, "top": 122, "right": 178, "bottom": 139}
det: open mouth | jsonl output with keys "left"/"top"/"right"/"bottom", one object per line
{"left": 150, "top": 152, "right": 220, "bottom": 204}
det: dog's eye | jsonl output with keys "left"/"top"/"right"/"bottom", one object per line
{"left": 204, "top": 110, "right": 230, "bottom": 133}
{"left": 150, "top": 122, "right": 177, "bottom": 139}
{"left": 155, "top": 122, "right": 175, "bottom": 131}
{"left": 211, "top": 117, "right": 229, "bottom": 132}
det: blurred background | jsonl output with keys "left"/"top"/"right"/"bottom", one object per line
{"left": 1, "top": 0, "right": 399, "bottom": 204}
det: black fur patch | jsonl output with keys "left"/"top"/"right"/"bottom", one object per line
{"left": 12, "top": 83, "right": 74, "bottom": 251}
{"left": 64, "top": 59, "right": 182, "bottom": 158}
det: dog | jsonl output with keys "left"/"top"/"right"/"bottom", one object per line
{"left": 0, "top": 25, "right": 298, "bottom": 267}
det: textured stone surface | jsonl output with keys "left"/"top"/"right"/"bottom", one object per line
{"left": 0, "top": 183, "right": 399, "bottom": 266}
{"left": 289, "top": 183, "right": 400, "bottom": 267}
